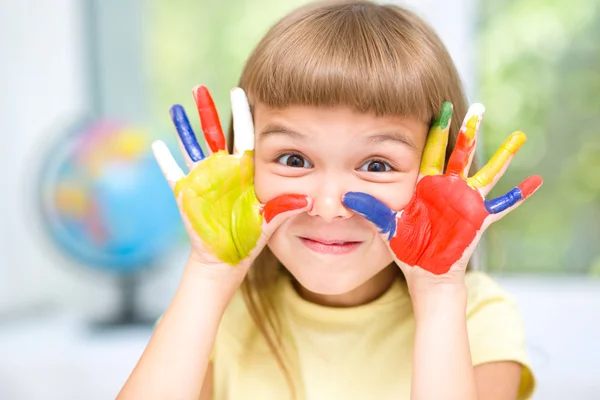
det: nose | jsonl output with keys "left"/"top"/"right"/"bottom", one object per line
{"left": 307, "top": 176, "right": 353, "bottom": 222}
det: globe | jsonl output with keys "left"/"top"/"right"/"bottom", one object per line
{"left": 38, "top": 119, "right": 183, "bottom": 325}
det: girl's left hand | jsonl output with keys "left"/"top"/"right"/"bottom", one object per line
{"left": 342, "top": 103, "right": 543, "bottom": 285}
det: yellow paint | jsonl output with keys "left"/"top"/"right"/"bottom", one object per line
{"left": 420, "top": 102, "right": 453, "bottom": 176}
{"left": 174, "top": 150, "right": 263, "bottom": 265}
{"left": 463, "top": 114, "right": 480, "bottom": 142}
{"left": 467, "top": 131, "right": 527, "bottom": 189}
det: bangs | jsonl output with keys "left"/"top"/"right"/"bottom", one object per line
{"left": 241, "top": 2, "right": 453, "bottom": 124}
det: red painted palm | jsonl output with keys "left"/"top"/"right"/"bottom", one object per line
{"left": 343, "top": 103, "right": 542, "bottom": 275}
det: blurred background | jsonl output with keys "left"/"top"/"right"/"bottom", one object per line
{"left": 0, "top": 0, "right": 598, "bottom": 399}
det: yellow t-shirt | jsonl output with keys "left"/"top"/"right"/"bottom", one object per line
{"left": 212, "top": 271, "right": 535, "bottom": 399}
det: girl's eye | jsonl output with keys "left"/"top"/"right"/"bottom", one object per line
{"left": 277, "top": 153, "right": 313, "bottom": 168}
{"left": 358, "top": 159, "right": 393, "bottom": 172}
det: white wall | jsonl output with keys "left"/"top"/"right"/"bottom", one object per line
{"left": 0, "top": 0, "right": 181, "bottom": 321}
{"left": 401, "top": 0, "right": 477, "bottom": 100}
{"left": 0, "top": 0, "right": 90, "bottom": 314}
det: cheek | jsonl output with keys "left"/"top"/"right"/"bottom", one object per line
{"left": 254, "top": 161, "right": 306, "bottom": 204}
{"left": 362, "top": 170, "right": 420, "bottom": 211}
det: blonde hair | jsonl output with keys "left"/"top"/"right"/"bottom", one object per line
{"left": 226, "top": 0, "right": 472, "bottom": 396}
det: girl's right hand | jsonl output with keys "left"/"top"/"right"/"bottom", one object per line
{"left": 152, "top": 85, "right": 311, "bottom": 285}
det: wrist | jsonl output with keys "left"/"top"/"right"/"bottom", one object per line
{"left": 179, "top": 255, "right": 245, "bottom": 309}
{"left": 409, "top": 281, "right": 467, "bottom": 322}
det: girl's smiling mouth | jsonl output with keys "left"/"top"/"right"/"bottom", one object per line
{"left": 299, "top": 237, "right": 363, "bottom": 254}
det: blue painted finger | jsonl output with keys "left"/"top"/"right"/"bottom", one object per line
{"left": 484, "top": 187, "right": 522, "bottom": 214}
{"left": 169, "top": 104, "right": 205, "bottom": 162}
{"left": 342, "top": 192, "right": 396, "bottom": 240}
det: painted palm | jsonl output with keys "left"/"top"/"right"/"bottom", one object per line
{"left": 152, "top": 86, "right": 308, "bottom": 266}
{"left": 343, "top": 103, "right": 543, "bottom": 275}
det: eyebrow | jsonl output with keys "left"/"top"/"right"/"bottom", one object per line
{"left": 258, "top": 124, "right": 306, "bottom": 142}
{"left": 258, "top": 123, "right": 418, "bottom": 152}
{"left": 363, "top": 131, "right": 419, "bottom": 152}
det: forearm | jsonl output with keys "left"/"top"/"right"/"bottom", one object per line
{"left": 117, "top": 257, "right": 239, "bottom": 400}
{"left": 409, "top": 283, "right": 476, "bottom": 400}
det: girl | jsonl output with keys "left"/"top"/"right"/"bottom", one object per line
{"left": 119, "top": 1, "right": 541, "bottom": 399}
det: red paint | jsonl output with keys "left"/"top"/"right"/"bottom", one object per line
{"left": 518, "top": 175, "right": 543, "bottom": 198}
{"left": 193, "top": 85, "right": 227, "bottom": 152}
{"left": 390, "top": 175, "right": 488, "bottom": 275}
{"left": 445, "top": 127, "right": 475, "bottom": 176}
{"left": 261, "top": 194, "right": 308, "bottom": 223}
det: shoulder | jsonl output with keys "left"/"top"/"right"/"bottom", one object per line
{"left": 464, "top": 271, "right": 536, "bottom": 399}
{"left": 464, "top": 271, "right": 525, "bottom": 346}
{"left": 465, "top": 271, "right": 515, "bottom": 314}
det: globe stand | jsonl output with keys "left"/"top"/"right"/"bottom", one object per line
{"left": 91, "top": 273, "right": 156, "bottom": 330}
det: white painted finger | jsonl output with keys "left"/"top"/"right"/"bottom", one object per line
{"left": 231, "top": 87, "right": 254, "bottom": 154}
{"left": 152, "top": 140, "right": 185, "bottom": 189}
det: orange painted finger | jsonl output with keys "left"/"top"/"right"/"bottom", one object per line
{"left": 446, "top": 103, "right": 485, "bottom": 177}
{"left": 192, "top": 85, "right": 227, "bottom": 153}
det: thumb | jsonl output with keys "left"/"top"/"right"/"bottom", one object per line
{"left": 341, "top": 192, "right": 397, "bottom": 240}
{"left": 255, "top": 194, "right": 312, "bottom": 248}
{"left": 152, "top": 140, "right": 184, "bottom": 190}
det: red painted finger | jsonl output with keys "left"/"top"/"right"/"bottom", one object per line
{"left": 517, "top": 175, "right": 543, "bottom": 198}
{"left": 261, "top": 194, "right": 309, "bottom": 223}
{"left": 484, "top": 175, "right": 543, "bottom": 214}
{"left": 445, "top": 104, "right": 485, "bottom": 177}
{"left": 192, "top": 85, "right": 227, "bottom": 153}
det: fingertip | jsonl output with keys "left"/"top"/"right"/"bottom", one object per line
{"left": 151, "top": 139, "right": 166, "bottom": 152}
{"left": 434, "top": 101, "right": 454, "bottom": 130}
{"left": 192, "top": 85, "right": 207, "bottom": 101}
{"left": 518, "top": 175, "right": 543, "bottom": 198}
{"left": 151, "top": 139, "right": 184, "bottom": 186}
{"left": 262, "top": 194, "right": 310, "bottom": 223}
{"left": 230, "top": 87, "right": 249, "bottom": 110}
{"left": 342, "top": 192, "right": 396, "bottom": 238}
{"left": 468, "top": 103, "right": 486, "bottom": 116}
{"left": 169, "top": 104, "right": 186, "bottom": 123}
{"left": 511, "top": 130, "right": 528, "bottom": 142}
{"left": 230, "top": 87, "right": 246, "bottom": 97}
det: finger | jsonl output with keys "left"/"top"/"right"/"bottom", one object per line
{"left": 151, "top": 140, "right": 185, "bottom": 190}
{"left": 169, "top": 104, "right": 205, "bottom": 169}
{"left": 484, "top": 175, "right": 543, "bottom": 215}
{"left": 445, "top": 103, "right": 485, "bottom": 177}
{"left": 262, "top": 194, "right": 311, "bottom": 224}
{"left": 193, "top": 85, "right": 227, "bottom": 153}
{"left": 230, "top": 87, "right": 254, "bottom": 155}
{"left": 467, "top": 131, "right": 527, "bottom": 194}
{"left": 256, "top": 194, "right": 312, "bottom": 246}
{"left": 176, "top": 137, "right": 196, "bottom": 171}
{"left": 420, "top": 102, "right": 453, "bottom": 176}
{"left": 242, "top": 194, "right": 311, "bottom": 265}
{"left": 342, "top": 192, "right": 397, "bottom": 240}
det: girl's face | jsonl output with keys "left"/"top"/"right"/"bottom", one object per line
{"left": 253, "top": 104, "right": 428, "bottom": 297}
